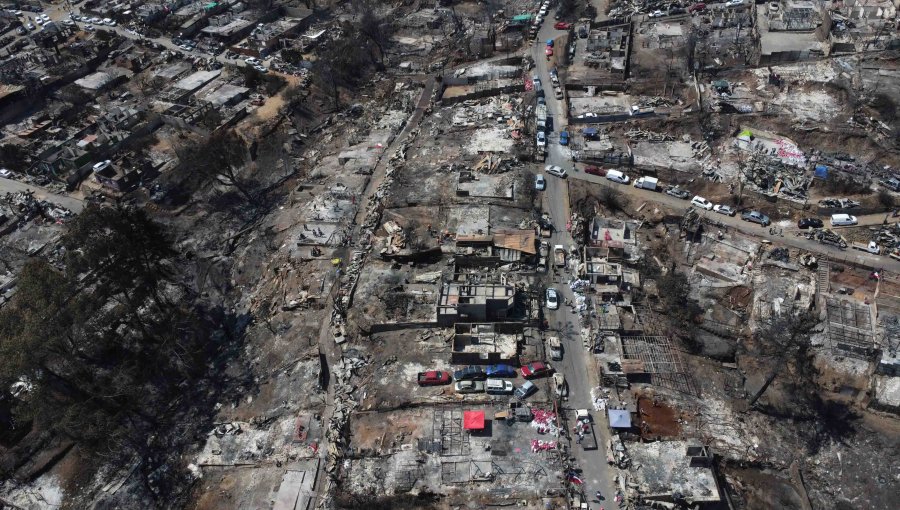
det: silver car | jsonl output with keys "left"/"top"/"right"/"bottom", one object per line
{"left": 713, "top": 204, "right": 736, "bottom": 216}
{"left": 741, "top": 210, "right": 771, "bottom": 226}
{"left": 454, "top": 380, "right": 485, "bottom": 394}
{"left": 546, "top": 288, "right": 560, "bottom": 310}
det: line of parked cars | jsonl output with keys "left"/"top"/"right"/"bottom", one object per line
{"left": 417, "top": 362, "right": 554, "bottom": 400}
{"left": 568, "top": 165, "right": 859, "bottom": 233}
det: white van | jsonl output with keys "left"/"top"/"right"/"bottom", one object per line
{"left": 485, "top": 378, "right": 514, "bottom": 395}
{"left": 830, "top": 214, "right": 858, "bottom": 227}
{"left": 606, "top": 170, "right": 629, "bottom": 184}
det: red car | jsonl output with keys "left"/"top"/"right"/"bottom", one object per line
{"left": 554, "top": 22, "right": 571, "bottom": 30}
{"left": 545, "top": 47, "right": 553, "bottom": 56}
{"left": 585, "top": 166, "right": 606, "bottom": 176}
{"left": 417, "top": 370, "right": 451, "bottom": 386}
{"left": 521, "top": 362, "right": 553, "bottom": 379}
{"left": 689, "top": 3, "right": 706, "bottom": 12}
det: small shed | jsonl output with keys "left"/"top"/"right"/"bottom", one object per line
{"left": 608, "top": 409, "right": 632, "bottom": 429}
{"left": 463, "top": 410, "right": 486, "bottom": 431}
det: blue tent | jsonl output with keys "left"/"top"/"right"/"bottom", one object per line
{"left": 814, "top": 165, "right": 828, "bottom": 179}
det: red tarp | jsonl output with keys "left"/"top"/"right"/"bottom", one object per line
{"left": 463, "top": 410, "right": 485, "bottom": 430}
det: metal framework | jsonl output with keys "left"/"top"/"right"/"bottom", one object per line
{"left": 428, "top": 408, "right": 471, "bottom": 457}
{"left": 825, "top": 296, "right": 876, "bottom": 359}
{"left": 620, "top": 335, "right": 698, "bottom": 396}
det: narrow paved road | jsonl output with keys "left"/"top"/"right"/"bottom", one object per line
{"left": 533, "top": 14, "right": 620, "bottom": 506}
{"left": 568, "top": 170, "right": 900, "bottom": 271}
{"left": 0, "top": 176, "right": 84, "bottom": 212}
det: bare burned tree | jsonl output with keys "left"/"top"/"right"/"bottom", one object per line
{"left": 175, "top": 130, "right": 257, "bottom": 205}
{"left": 747, "top": 311, "right": 820, "bottom": 407}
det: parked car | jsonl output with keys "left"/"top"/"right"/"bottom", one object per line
{"left": 417, "top": 370, "right": 451, "bottom": 386}
{"left": 0, "top": 168, "right": 13, "bottom": 178}
{"left": 514, "top": 380, "right": 538, "bottom": 399}
{"left": 689, "top": 3, "right": 707, "bottom": 12}
{"left": 830, "top": 213, "right": 858, "bottom": 227}
{"left": 485, "top": 378, "right": 514, "bottom": 395}
{"left": 245, "top": 57, "right": 260, "bottom": 65}
{"left": 585, "top": 166, "right": 606, "bottom": 176}
{"left": 454, "top": 380, "right": 485, "bottom": 394}
{"left": 545, "top": 165, "right": 567, "bottom": 178}
{"left": 605, "top": 169, "right": 629, "bottom": 184}
{"left": 553, "top": 372, "right": 568, "bottom": 399}
{"left": 713, "top": 204, "right": 736, "bottom": 216}
{"left": 690, "top": 196, "right": 713, "bottom": 211}
{"left": 725, "top": 0, "right": 744, "bottom": 6}
{"left": 578, "top": 26, "right": 588, "bottom": 38}
{"left": 649, "top": 10, "right": 665, "bottom": 18}
{"left": 559, "top": 131, "right": 569, "bottom": 145}
{"left": 741, "top": 210, "right": 771, "bottom": 226}
{"left": 536, "top": 131, "right": 546, "bottom": 147}
{"left": 554, "top": 22, "right": 571, "bottom": 30}
{"left": 535, "top": 174, "right": 546, "bottom": 191}
{"left": 879, "top": 177, "right": 900, "bottom": 192}
{"left": 25, "top": 23, "right": 35, "bottom": 30}
{"left": 486, "top": 364, "right": 517, "bottom": 378}
{"left": 453, "top": 366, "right": 488, "bottom": 381}
{"left": 797, "top": 218, "right": 823, "bottom": 229}
{"left": 521, "top": 361, "right": 552, "bottom": 379}
{"left": 92, "top": 160, "right": 112, "bottom": 172}
{"left": 546, "top": 288, "right": 560, "bottom": 310}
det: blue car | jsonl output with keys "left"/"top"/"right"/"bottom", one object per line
{"left": 453, "top": 366, "right": 487, "bottom": 381}
{"left": 486, "top": 364, "right": 517, "bottom": 378}
{"left": 559, "top": 131, "right": 569, "bottom": 146}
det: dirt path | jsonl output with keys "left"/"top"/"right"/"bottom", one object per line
{"left": 351, "top": 76, "right": 436, "bottom": 230}
{"left": 311, "top": 76, "right": 437, "bottom": 509}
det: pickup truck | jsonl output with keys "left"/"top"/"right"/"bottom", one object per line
{"left": 538, "top": 215, "right": 553, "bottom": 237}
{"left": 851, "top": 241, "right": 881, "bottom": 255}
{"left": 554, "top": 245, "right": 566, "bottom": 267}
{"left": 539, "top": 240, "right": 550, "bottom": 257}
{"left": 417, "top": 370, "right": 451, "bottom": 386}
{"left": 553, "top": 372, "right": 568, "bottom": 400}
{"left": 574, "top": 409, "right": 598, "bottom": 450}
{"left": 548, "top": 336, "right": 562, "bottom": 360}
